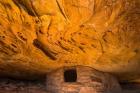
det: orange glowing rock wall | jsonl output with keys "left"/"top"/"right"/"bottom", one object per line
{"left": 0, "top": 0, "right": 139, "bottom": 82}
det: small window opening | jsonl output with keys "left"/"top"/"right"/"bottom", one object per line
{"left": 64, "top": 69, "right": 77, "bottom": 82}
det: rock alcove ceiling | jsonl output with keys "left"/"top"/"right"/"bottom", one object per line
{"left": 0, "top": 0, "right": 139, "bottom": 91}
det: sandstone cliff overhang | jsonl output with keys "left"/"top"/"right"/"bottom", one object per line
{"left": 0, "top": 0, "right": 139, "bottom": 82}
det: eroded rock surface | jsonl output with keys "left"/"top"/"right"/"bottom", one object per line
{"left": 0, "top": 0, "right": 139, "bottom": 81}
{"left": 0, "top": 78, "right": 47, "bottom": 93}
{"left": 0, "top": 78, "right": 139, "bottom": 93}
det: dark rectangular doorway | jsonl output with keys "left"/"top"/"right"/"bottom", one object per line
{"left": 64, "top": 69, "right": 77, "bottom": 82}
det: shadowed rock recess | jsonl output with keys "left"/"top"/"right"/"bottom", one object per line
{"left": 0, "top": 0, "right": 139, "bottom": 93}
